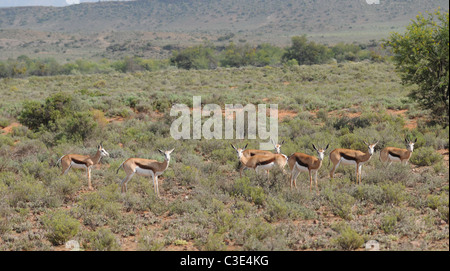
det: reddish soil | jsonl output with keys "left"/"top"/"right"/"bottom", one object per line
{"left": 1, "top": 122, "right": 21, "bottom": 135}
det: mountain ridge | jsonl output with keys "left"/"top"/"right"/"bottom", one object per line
{"left": 1, "top": 0, "right": 447, "bottom": 36}
{"left": 0, "top": 0, "right": 448, "bottom": 61}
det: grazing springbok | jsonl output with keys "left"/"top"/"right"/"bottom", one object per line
{"left": 242, "top": 140, "right": 285, "bottom": 158}
{"left": 329, "top": 141, "right": 378, "bottom": 184}
{"left": 231, "top": 144, "right": 288, "bottom": 178}
{"left": 380, "top": 138, "right": 417, "bottom": 166}
{"left": 288, "top": 144, "right": 329, "bottom": 191}
{"left": 56, "top": 142, "right": 110, "bottom": 190}
{"left": 116, "top": 149, "right": 174, "bottom": 197}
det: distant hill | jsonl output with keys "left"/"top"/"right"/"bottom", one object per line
{"left": 0, "top": 0, "right": 448, "bottom": 61}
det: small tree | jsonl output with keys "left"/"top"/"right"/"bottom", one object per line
{"left": 170, "top": 45, "right": 217, "bottom": 70}
{"left": 282, "top": 35, "right": 332, "bottom": 65}
{"left": 385, "top": 10, "right": 449, "bottom": 126}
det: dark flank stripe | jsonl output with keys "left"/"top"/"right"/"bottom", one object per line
{"left": 340, "top": 152, "right": 357, "bottom": 161}
{"left": 136, "top": 162, "right": 156, "bottom": 172}
{"left": 256, "top": 157, "right": 276, "bottom": 166}
{"left": 295, "top": 157, "right": 310, "bottom": 169}
{"left": 388, "top": 151, "right": 401, "bottom": 159}
{"left": 72, "top": 158, "right": 89, "bottom": 166}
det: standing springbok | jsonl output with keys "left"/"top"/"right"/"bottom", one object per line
{"left": 231, "top": 144, "right": 288, "bottom": 178}
{"left": 329, "top": 141, "right": 378, "bottom": 184}
{"left": 380, "top": 138, "right": 417, "bottom": 166}
{"left": 116, "top": 149, "right": 174, "bottom": 197}
{"left": 288, "top": 144, "right": 329, "bottom": 191}
{"left": 242, "top": 140, "right": 285, "bottom": 157}
{"left": 56, "top": 142, "right": 110, "bottom": 190}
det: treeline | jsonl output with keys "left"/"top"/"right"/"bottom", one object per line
{"left": 0, "top": 55, "right": 169, "bottom": 78}
{"left": 171, "top": 36, "right": 384, "bottom": 69}
{"left": 0, "top": 36, "right": 384, "bottom": 78}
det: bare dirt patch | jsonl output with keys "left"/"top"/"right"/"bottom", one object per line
{"left": 1, "top": 122, "right": 21, "bottom": 135}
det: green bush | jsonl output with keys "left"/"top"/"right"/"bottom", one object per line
{"left": 324, "top": 188, "right": 356, "bottom": 220}
{"left": 282, "top": 35, "right": 332, "bottom": 65}
{"left": 381, "top": 214, "right": 398, "bottom": 234}
{"left": 204, "top": 233, "right": 227, "bottom": 251}
{"left": 427, "top": 193, "right": 449, "bottom": 223}
{"left": 171, "top": 45, "right": 217, "bottom": 70}
{"left": 410, "top": 147, "right": 443, "bottom": 166}
{"left": 42, "top": 210, "right": 80, "bottom": 245}
{"left": 83, "top": 228, "right": 121, "bottom": 251}
{"left": 380, "top": 182, "right": 407, "bottom": 205}
{"left": 19, "top": 92, "right": 76, "bottom": 130}
{"left": 231, "top": 177, "right": 266, "bottom": 206}
{"left": 332, "top": 223, "right": 364, "bottom": 250}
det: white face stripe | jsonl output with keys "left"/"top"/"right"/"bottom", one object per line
{"left": 317, "top": 150, "right": 325, "bottom": 160}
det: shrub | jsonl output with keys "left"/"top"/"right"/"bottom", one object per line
{"left": 282, "top": 35, "right": 332, "bottom": 65}
{"left": 171, "top": 45, "right": 217, "bottom": 70}
{"left": 56, "top": 111, "right": 98, "bottom": 142}
{"left": 381, "top": 214, "right": 398, "bottom": 234}
{"left": 324, "top": 188, "right": 356, "bottom": 220}
{"left": 380, "top": 182, "right": 407, "bottom": 205}
{"left": 42, "top": 210, "right": 80, "bottom": 245}
{"left": 137, "top": 229, "right": 165, "bottom": 251}
{"left": 203, "top": 233, "right": 227, "bottom": 251}
{"left": 410, "top": 147, "right": 443, "bottom": 166}
{"left": 332, "top": 223, "right": 364, "bottom": 250}
{"left": 19, "top": 92, "right": 75, "bottom": 130}
{"left": 231, "top": 177, "right": 266, "bottom": 206}
{"left": 427, "top": 193, "right": 449, "bottom": 223}
{"left": 8, "top": 175, "right": 47, "bottom": 208}
{"left": 83, "top": 228, "right": 121, "bottom": 251}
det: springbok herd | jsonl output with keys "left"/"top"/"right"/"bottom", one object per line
{"left": 56, "top": 138, "right": 417, "bottom": 198}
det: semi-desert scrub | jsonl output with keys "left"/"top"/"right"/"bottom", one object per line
{"left": 0, "top": 62, "right": 448, "bottom": 251}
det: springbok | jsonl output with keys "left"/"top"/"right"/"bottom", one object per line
{"left": 231, "top": 144, "right": 288, "bottom": 178}
{"left": 288, "top": 144, "right": 329, "bottom": 191}
{"left": 56, "top": 142, "right": 110, "bottom": 190}
{"left": 116, "top": 149, "right": 174, "bottom": 197}
{"left": 329, "top": 141, "right": 378, "bottom": 184}
{"left": 380, "top": 138, "right": 417, "bottom": 166}
{"left": 242, "top": 140, "right": 285, "bottom": 157}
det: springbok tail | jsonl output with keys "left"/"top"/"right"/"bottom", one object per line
{"left": 116, "top": 161, "right": 125, "bottom": 174}
{"left": 55, "top": 155, "right": 65, "bottom": 168}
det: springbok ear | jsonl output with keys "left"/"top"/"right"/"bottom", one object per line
{"left": 281, "top": 140, "right": 285, "bottom": 145}
{"left": 363, "top": 141, "right": 369, "bottom": 146}
{"left": 312, "top": 144, "right": 318, "bottom": 151}
{"left": 168, "top": 148, "right": 175, "bottom": 153}
{"left": 325, "top": 144, "right": 329, "bottom": 150}
{"left": 231, "top": 144, "right": 237, "bottom": 150}
{"left": 158, "top": 149, "right": 164, "bottom": 154}
{"left": 414, "top": 138, "right": 417, "bottom": 143}
{"left": 243, "top": 144, "right": 248, "bottom": 150}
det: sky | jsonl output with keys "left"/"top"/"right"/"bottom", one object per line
{"left": 0, "top": 0, "right": 132, "bottom": 7}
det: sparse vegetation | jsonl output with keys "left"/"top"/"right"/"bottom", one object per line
{"left": 0, "top": 2, "right": 448, "bottom": 252}
{"left": 0, "top": 61, "right": 447, "bottom": 251}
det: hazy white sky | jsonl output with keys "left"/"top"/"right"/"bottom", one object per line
{"left": 0, "top": 0, "right": 132, "bottom": 7}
